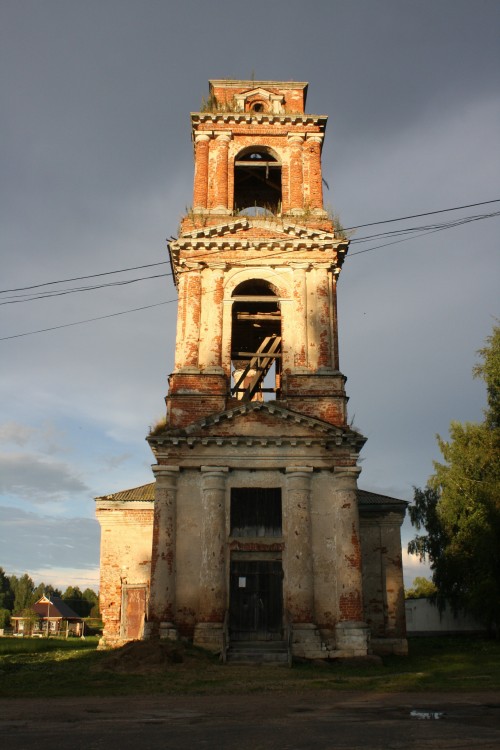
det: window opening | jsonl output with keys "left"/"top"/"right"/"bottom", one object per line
{"left": 231, "top": 279, "right": 282, "bottom": 402}
{"left": 230, "top": 487, "right": 282, "bottom": 537}
{"left": 234, "top": 147, "right": 281, "bottom": 215}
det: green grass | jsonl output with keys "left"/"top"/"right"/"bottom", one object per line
{"left": 0, "top": 636, "right": 499, "bottom": 698}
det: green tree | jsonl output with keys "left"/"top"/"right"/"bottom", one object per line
{"left": 62, "top": 586, "right": 87, "bottom": 616}
{"left": 18, "top": 607, "right": 39, "bottom": 636}
{"left": 0, "top": 568, "right": 14, "bottom": 611}
{"left": 408, "top": 324, "right": 500, "bottom": 631}
{"left": 405, "top": 576, "right": 437, "bottom": 599}
{"left": 9, "top": 574, "right": 35, "bottom": 614}
{"left": 82, "top": 588, "right": 99, "bottom": 618}
{"left": 0, "top": 608, "right": 11, "bottom": 629}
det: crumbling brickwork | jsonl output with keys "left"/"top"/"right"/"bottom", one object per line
{"left": 96, "top": 80, "right": 407, "bottom": 658}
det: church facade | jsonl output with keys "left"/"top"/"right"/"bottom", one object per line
{"left": 96, "top": 80, "right": 407, "bottom": 659}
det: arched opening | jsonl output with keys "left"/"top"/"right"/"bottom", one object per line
{"left": 231, "top": 279, "right": 282, "bottom": 402}
{"left": 233, "top": 147, "right": 282, "bottom": 215}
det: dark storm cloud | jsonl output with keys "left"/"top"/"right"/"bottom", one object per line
{"left": 0, "top": 0, "right": 498, "bottom": 582}
{"left": 0, "top": 506, "right": 100, "bottom": 571}
{"left": 0, "top": 453, "right": 88, "bottom": 502}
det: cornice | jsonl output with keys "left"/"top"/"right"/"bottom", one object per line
{"left": 148, "top": 401, "right": 365, "bottom": 452}
{"left": 191, "top": 113, "right": 328, "bottom": 127}
{"left": 178, "top": 218, "right": 337, "bottom": 242}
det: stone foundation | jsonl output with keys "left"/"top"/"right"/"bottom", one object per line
{"left": 193, "top": 622, "right": 223, "bottom": 652}
{"left": 334, "top": 621, "right": 370, "bottom": 657}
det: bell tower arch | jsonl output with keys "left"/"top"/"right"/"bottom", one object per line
{"left": 166, "top": 79, "right": 350, "bottom": 429}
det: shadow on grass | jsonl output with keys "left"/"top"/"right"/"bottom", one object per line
{"left": 0, "top": 636, "right": 499, "bottom": 698}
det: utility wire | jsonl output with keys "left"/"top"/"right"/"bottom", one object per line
{"left": 0, "top": 301, "right": 175, "bottom": 341}
{"left": 1, "top": 272, "right": 171, "bottom": 306}
{"left": 342, "top": 198, "right": 500, "bottom": 231}
{"left": 3, "top": 208, "right": 498, "bottom": 306}
{"left": 0, "top": 261, "right": 169, "bottom": 295}
{"left": 2, "top": 199, "right": 498, "bottom": 295}
{"left": 2, "top": 202, "right": 498, "bottom": 340}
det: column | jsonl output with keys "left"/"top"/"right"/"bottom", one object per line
{"left": 194, "top": 466, "right": 228, "bottom": 651}
{"left": 334, "top": 469, "right": 369, "bottom": 655}
{"left": 290, "top": 263, "right": 309, "bottom": 369}
{"left": 149, "top": 465, "right": 179, "bottom": 637}
{"left": 316, "top": 264, "right": 333, "bottom": 370}
{"left": 305, "top": 135, "right": 324, "bottom": 210}
{"left": 287, "top": 134, "right": 305, "bottom": 212}
{"left": 198, "top": 264, "right": 225, "bottom": 371}
{"left": 331, "top": 273, "right": 340, "bottom": 370}
{"left": 174, "top": 264, "right": 202, "bottom": 371}
{"left": 213, "top": 132, "right": 231, "bottom": 212}
{"left": 380, "top": 515, "right": 407, "bottom": 642}
{"left": 193, "top": 133, "right": 211, "bottom": 210}
{"left": 284, "top": 466, "right": 314, "bottom": 623}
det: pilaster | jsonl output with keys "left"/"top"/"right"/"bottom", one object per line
{"left": 199, "top": 264, "right": 226, "bottom": 371}
{"left": 213, "top": 132, "right": 232, "bottom": 212}
{"left": 194, "top": 466, "right": 229, "bottom": 652}
{"left": 193, "top": 132, "right": 211, "bottom": 209}
{"left": 305, "top": 134, "right": 324, "bottom": 211}
{"left": 284, "top": 466, "right": 314, "bottom": 622}
{"left": 287, "top": 133, "right": 305, "bottom": 212}
{"left": 149, "top": 465, "right": 180, "bottom": 638}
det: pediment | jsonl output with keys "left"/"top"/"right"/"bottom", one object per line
{"left": 178, "top": 218, "right": 336, "bottom": 243}
{"left": 153, "top": 402, "right": 358, "bottom": 446}
{"left": 239, "top": 87, "right": 275, "bottom": 100}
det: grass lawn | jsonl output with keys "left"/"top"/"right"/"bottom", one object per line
{"left": 0, "top": 636, "right": 499, "bottom": 698}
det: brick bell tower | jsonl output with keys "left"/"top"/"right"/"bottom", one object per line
{"left": 146, "top": 80, "right": 370, "bottom": 658}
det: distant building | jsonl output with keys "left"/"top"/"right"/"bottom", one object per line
{"left": 11, "top": 594, "right": 83, "bottom": 637}
{"left": 96, "top": 79, "right": 408, "bottom": 660}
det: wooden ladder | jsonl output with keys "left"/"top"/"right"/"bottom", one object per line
{"left": 232, "top": 335, "right": 281, "bottom": 402}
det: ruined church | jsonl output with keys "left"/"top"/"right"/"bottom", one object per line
{"left": 96, "top": 80, "right": 407, "bottom": 660}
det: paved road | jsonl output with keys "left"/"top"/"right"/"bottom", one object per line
{"left": 2, "top": 691, "right": 500, "bottom": 749}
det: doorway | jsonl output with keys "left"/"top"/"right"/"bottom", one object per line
{"left": 229, "top": 559, "right": 283, "bottom": 641}
{"left": 121, "top": 585, "right": 146, "bottom": 640}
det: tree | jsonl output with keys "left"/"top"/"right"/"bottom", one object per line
{"left": 408, "top": 324, "right": 500, "bottom": 632}
{"left": 0, "top": 609, "right": 11, "bottom": 629}
{"left": 405, "top": 576, "right": 437, "bottom": 599}
{"left": 62, "top": 586, "right": 88, "bottom": 616}
{"left": 82, "top": 588, "right": 99, "bottom": 618}
{"left": 0, "top": 568, "right": 13, "bottom": 611}
{"left": 18, "top": 607, "right": 39, "bottom": 636}
{"left": 9, "top": 573, "right": 36, "bottom": 614}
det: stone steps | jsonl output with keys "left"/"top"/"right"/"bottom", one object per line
{"left": 226, "top": 640, "right": 290, "bottom": 665}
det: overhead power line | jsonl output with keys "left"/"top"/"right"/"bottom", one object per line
{"left": 1, "top": 199, "right": 498, "bottom": 296}
{"left": 1, "top": 199, "right": 498, "bottom": 341}
{"left": 0, "top": 301, "right": 175, "bottom": 341}
{"left": 0, "top": 261, "right": 169, "bottom": 295}
{"left": 342, "top": 198, "right": 500, "bottom": 231}
{"left": 2, "top": 207, "right": 499, "bottom": 307}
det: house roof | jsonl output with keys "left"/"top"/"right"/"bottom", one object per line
{"left": 95, "top": 483, "right": 155, "bottom": 503}
{"left": 358, "top": 489, "right": 408, "bottom": 514}
{"left": 32, "top": 595, "right": 82, "bottom": 620}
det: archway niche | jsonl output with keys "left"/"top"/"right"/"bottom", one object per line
{"left": 233, "top": 147, "right": 282, "bottom": 215}
{"left": 231, "top": 279, "right": 282, "bottom": 401}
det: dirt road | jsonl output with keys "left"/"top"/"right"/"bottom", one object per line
{"left": 2, "top": 690, "right": 500, "bottom": 749}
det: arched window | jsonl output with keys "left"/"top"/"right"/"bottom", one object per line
{"left": 231, "top": 279, "right": 282, "bottom": 402}
{"left": 233, "top": 147, "right": 282, "bottom": 215}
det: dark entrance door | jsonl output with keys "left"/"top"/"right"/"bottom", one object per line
{"left": 229, "top": 560, "right": 283, "bottom": 641}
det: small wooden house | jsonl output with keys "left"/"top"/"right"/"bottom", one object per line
{"left": 11, "top": 595, "right": 83, "bottom": 637}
